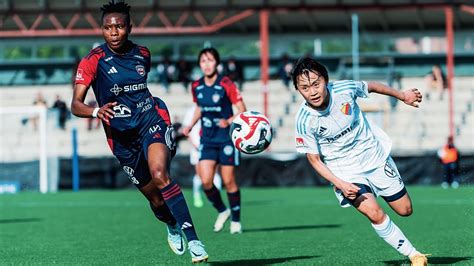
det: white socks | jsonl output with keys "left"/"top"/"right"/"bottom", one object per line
{"left": 371, "top": 215, "right": 419, "bottom": 258}
{"left": 192, "top": 175, "right": 202, "bottom": 196}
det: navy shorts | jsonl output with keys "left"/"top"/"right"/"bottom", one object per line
{"left": 104, "top": 97, "right": 176, "bottom": 188}
{"left": 199, "top": 142, "right": 240, "bottom": 166}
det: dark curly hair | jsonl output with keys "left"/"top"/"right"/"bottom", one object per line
{"left": 101, "top": 1, "right": 131, "bottom": 26}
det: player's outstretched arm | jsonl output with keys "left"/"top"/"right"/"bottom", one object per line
{"left": 306, "top": 153, "right": 360, "bottom": 200}
{"left": 71, "top": 84, "right": 116, "bottom": 123}
{"left": 367, "top": 82, "right": 422, "bottom": 108}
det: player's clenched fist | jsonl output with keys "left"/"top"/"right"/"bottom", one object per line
{"left": 338, "top": 181, "right": 361, "bottom": 200}
{"left": 401, "top": 88, "right": 423, "bottom": 108}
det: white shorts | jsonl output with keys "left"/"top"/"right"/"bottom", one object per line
{"left": 333, "top": 156, "right": 406, "bottom": 208}
{"left": 190, "top": 147, "right": 200, "bottom": 166}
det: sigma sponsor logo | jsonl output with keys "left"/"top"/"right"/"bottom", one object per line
{"left": 104, "top": 56, "right": 113, "bottom": 62}
{"left": 124, "top": 82, "right": 147, "bottom": 92}
{"left": 123, "top": 166, "right": 139, "bottom": 185}
{"left": 110, "top": 84, "right": 123, "bottom": 95}
{"left": 201, "top": 106, "right": 222, "bottom": 112}
{"left": 136, "top": 65, "right": 145, "bottom": 76}
{"left": 324, "top": 120, "right": 359, "bottom": 143}
{"left": 149, "top": 124, "right": 161, "bottom": 134}
{"left": 110, "top": 83, "right": 147, "bottom": 95}
{"left": 113, "top": 104, "right": 131, "bottom": 118}
{"left": 134, "top": 55, "right": 144, "bottom": 59}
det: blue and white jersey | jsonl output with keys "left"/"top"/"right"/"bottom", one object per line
{"left": 295, "top": 80, "right": 392, "bottom": 175}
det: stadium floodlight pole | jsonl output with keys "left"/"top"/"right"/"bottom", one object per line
{"left": 445, "top": 6, "right": 455, "bottom": 140}
{"left": 351, "top": 13, "right": 360, "bottom": 81}
{"left": 260, "top": 9, "right": 269, "bottom": 118}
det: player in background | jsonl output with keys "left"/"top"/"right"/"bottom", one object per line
{"left": 182, "top": 105, "right": 223, "bottom": 208}
{"left": 293, "top": 58, "right": 428, "bottom": 266}
{"left": 183, "top": 48, "right": 247, "bottom": 234}
{"left": 70, "top": 1, "right": 208, "bottom": 263}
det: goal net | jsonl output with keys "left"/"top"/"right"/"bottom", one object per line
{"left": 0, "top": 106, "right": 59, "bottom": 193}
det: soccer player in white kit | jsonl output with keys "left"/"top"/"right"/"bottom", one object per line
{"left": 293, "top": 58, "right": 428, "bottom": 266}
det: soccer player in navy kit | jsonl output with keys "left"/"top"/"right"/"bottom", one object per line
{"left": 70, "top": 1, "right": 208, "bottom": 263}
{"left": 183, "top": 48, "right": 247, "bottom": 234}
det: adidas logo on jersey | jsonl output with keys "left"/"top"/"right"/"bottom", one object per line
{"left": 181, "top": 222, "right": 193, "bottom": 229}
{"left": 318, "top": 126, "right": 327, "bottom": 135}
{"left": 107, "top": 66, "right": 118, "bottom": 74}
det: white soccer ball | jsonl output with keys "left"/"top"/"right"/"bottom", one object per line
{"left": 229, "top": 111, "right": 273, "bottom": 154}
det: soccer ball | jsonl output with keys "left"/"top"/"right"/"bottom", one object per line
{"left": 229, "top": 111, "right": 273, "bottom": 154}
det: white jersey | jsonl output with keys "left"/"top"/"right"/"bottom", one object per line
{"left": 295, "top": 80, "right": 392, "bottom": 176}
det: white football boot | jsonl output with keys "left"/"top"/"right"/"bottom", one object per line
{"left": 213, "top": 209, "right": 230, "bottom": 232}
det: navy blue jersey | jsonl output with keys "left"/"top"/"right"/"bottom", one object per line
{"left": 75, "top": 42, "right": 153, "bottom": 131}
{"left": 191, "top": 75, "right": 242, "bottom": 145}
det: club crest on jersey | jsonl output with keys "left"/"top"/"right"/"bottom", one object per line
{"left": 212, "top": 93, "right": 221, "bottom": 103}
{"left": 340, "top": 102, "right": 352, "bottom": 115}
{"left": 136, "top": 65, "right": 145, "bottom": 76}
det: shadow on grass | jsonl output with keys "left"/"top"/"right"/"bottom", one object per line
{"left": 244, "top": 224, "right": 340, "bottom": 233}
{"left": 209, "top": 255, "right": 320, "bottom": 265}
{"left": 384, "top": 256, "right": 472, "bottom": 265}
{"left": 0, "top": 218, "right": 42, "bottom": 224}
